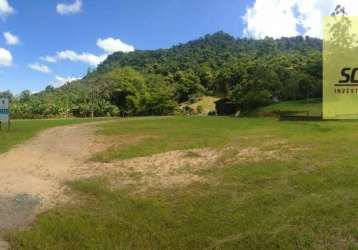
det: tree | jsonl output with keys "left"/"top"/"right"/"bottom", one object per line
{"left": 19, "top": 90, "right": 31, "bottom": 102}
{"left": 298, "top": 74, "right": 315, "bottom": 100}
{"left": 172, "top": 69, "right": 204, "bottom": 102}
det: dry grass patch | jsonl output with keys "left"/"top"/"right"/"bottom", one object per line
{"left": 101, "top": 138, "right": 308, "bottom": 192}
{"left": 107, "top": 149, "right": 219, "bottom": 192}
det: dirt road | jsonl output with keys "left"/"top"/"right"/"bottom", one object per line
{"left": 0, "top": 123, "right": 105, "bottom": 232}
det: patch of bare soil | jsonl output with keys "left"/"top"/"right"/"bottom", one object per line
{"left": 0, "top": 240, "right": 9, "bottom": 250}
{"left": 103, "top": 140, "right": 307, "bottom": 193}
{"left": 104, "top": 149, "right": 221, "bottom": 191}
{"left": 0, "top": 123, "right": 107, "bottom": 231}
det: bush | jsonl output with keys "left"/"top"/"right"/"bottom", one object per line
{"left": 182, "top": 105, "right": 194, "bottom": 115}
{"left": 208, "top": 110, "right": 217, "bottom": 116}
{"left": 196, "top": 105, "right": 203, "bottom": 114}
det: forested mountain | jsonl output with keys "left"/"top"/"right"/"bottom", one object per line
{"left": 95, "top": 32, "right": 321, "bottom": 76}
{"left": 2, "top": 32, "right": 323, "bottom": 118}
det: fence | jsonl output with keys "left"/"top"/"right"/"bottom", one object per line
{"left": 279, "top": 111, "right": 322, "bottom": 121}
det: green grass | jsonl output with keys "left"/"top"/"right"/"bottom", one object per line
{"left": 6, "top": 117, "right": 358, "bottom": 249}
{"left": 94, "top": 116, "right": 258, "bottom": 161}
{"left": 251, "top": 99, "right": 322, "bottom": 116}
{"left": 0, "top": 118, "right": 108, "bottom": 154}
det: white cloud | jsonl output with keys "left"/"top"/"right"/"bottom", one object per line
{"left": 56, "top": 50, "right": 107, "bottom": 66}
{"left": 56, "top": 0, "right": 82, "bottom": 15}
{"left": 0, "top": 0, "right": 14, "bottom": 18}
{"left": 28, "top": 63, "right": 52, "bottom": 74}
{"left": 41, "top": 50, "right": 107, "bottom": 66}
{"left": 40, "top": 56, "right": 57, "bottom": 63}
{"left": 40, "top": 37, "right": 135, "bottom": 67}
{"left": 97, "top": 37, "right": 135, "bottom": 53}
{"left": 52, "top": 75, "right": 80, "bottom": 87}
{"left": 243, "top": 0, "right": 300, "bottom": 38}
{"left": 0, "top": 48, "right": 12, "bottom": 66}
{"left": 4, "top": 32, "right": 19, "bottom": 45}
{"left": 243, "top": 0, "right": 358, "bottom": 39}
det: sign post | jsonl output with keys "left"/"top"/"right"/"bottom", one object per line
{"left": 0, "top": 98, "right": 10, "bottom": 131}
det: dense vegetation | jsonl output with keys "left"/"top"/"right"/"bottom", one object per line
{"left": 1, "top": 32, "right": 322, "bottom": 118}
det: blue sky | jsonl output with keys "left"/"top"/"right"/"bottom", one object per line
{"left": 0, "top": 0, "right": 349, "bottom": 93}
{"left": 0, "top": 0, "right": 251, "bottom": 93}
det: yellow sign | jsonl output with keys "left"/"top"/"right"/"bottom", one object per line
{"left": 324, "top": 16, "right": 358, "bottom": 119}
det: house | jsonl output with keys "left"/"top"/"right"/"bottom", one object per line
{"left": 214, "top": 98, "right": 240, "bottom": 116}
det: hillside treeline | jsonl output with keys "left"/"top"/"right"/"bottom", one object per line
{"left": 1, "top": 32, "right": 322, "bottom": 118}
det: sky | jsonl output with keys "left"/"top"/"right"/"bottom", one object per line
{"left": 0, "top": 0, "right": 356, "bottom": 94}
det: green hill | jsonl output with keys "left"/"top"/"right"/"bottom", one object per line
{"left": 94, "top": 32, "right": 321, "bottom": 76}
{"left": 2, "top": 32, "right": 323, "bottom": 118}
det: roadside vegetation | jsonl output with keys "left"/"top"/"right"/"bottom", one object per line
{"left": 6, "top": 116, "right": 358, "bottom": 249}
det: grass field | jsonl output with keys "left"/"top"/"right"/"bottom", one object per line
{"left": 251, "top": 99, "right": 322, "bottom": 116}
{"left": 6, "top": 116, "right": 358, "bottom": 249}
{"left": 0, "top": 118, "right": 109, "bottom": 154}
